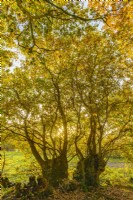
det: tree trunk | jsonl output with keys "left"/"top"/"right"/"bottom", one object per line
{"left": 50, "top": 154, "right": 68, "bottom": 186}
{"left": 28, "top": 139, "right": 68, "bottom": 187}
{"left": 74, "top": 154, "right": 106, "bottom": 187}
{"left": 40, "top": 154, "right": 68, "bottom": 187}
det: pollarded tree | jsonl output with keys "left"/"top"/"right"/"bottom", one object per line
{"left": 70, "top": 31, "right": 133, "bottom": 186}
{"left": 3, "top": 55, "right": 76, "bottom": 186}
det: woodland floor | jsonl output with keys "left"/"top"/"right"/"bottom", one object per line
{"left": 2, "top": 186, "right": 133, "bottom": 200}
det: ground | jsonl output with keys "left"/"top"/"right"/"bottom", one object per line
{"left": 2, "top": 186, "right": 133, "bottom": 200}
{"left": 49, "top": 186, "right": 133, "bottom": 200}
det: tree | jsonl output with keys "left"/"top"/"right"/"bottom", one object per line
{"left": 2, "top": 0, "right": 133, "bottom": 188}
{"left": 3, "top": 30, "right": 81, "bottom": 185}
{"left": 70, "top": 31, "right": 133, "bottom": 186}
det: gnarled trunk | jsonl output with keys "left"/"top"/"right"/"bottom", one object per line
{"left": 74, "top": 154, "right": 106, "bottom": 187}
{"left": 28, "top": 139, "right": 68, "bottom": 187}
{"left": 51, "top": 154, "right": 68, "bottom": 186}
{"left": 42, "top": 154, "right": 68, "bottom": 187}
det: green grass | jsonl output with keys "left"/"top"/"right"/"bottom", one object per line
{"left": 109, "top": 157, "right": 127, "bottom": 163}
{"left": 2, "top": 150, "right": 41, "bottom": 183}
{"left": 100, "top": 163, "right": 133, "bottom": 187}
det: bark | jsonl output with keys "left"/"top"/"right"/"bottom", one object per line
{"left": 24, "top": 112, "right": 68, "bottom": 187}
{"left": 74, "top": 154, "right": 106, "bottom": 187}
{"left": 28, "top": 139, "right": 68, "bottom": 186}
{"left": 50, "top": 154, "right": 68, "bottom": 186}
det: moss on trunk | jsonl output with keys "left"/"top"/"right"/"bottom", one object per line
{"left": 74, "top": 154, "right": 106, "bottom": 187}
{"left": 42, "top": 155, "right": 68, "bottom": 187}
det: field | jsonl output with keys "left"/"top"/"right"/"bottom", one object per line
{"left": 1, "top": 151, "right": 41, "bottom": 183}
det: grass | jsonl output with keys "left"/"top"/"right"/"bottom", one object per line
{"left": 100, "top": 161, "right": 133, "bottom": 187}
{"left": 1, "top": 150, "right": 41, "bottom": 183}
{"left": 109, "top": 157, "right": 126, "bottom": 162}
